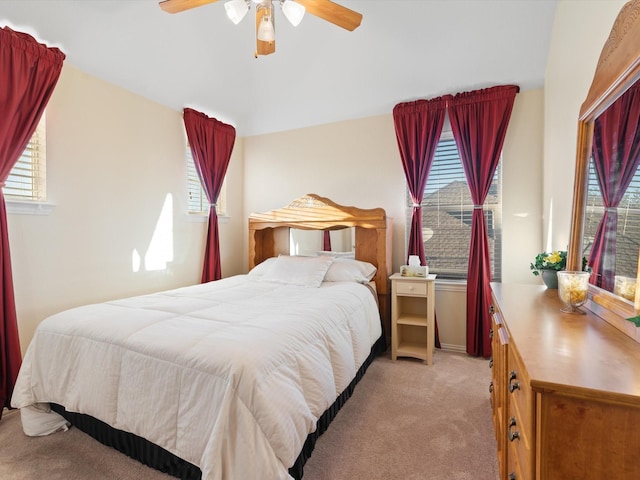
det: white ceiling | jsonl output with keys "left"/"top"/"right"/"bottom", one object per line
{"left": 1, "top": 0, "right": 558, "bottom": 136}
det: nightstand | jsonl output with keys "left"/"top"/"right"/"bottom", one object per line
{"left": 389, "top": 273, "right": 436, "bottom": 365}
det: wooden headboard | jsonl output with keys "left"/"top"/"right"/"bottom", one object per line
{"left": 248, "top": 194, "right": 392, "bottom": 336}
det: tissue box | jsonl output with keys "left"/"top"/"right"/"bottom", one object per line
{"left": 400, "top": 265, "right": 428, "bottom": 277}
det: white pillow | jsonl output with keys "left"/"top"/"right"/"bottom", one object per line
{"left": 323, "top": 258, "right": 377, "bottom": 283}
{"left": 247, "top": 257, "right": 277, "bottom": 280}
{"left": 316, "top": 250, "right": 355, "bottom": 259}
{"left": 259, "top": 255, "right": 335, "bottom": 287}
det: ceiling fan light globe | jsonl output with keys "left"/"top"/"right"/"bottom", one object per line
{"left": 282, "top": 0, "right": 305, "bottom": 27}
{"left": 257, "top": 15, "right": 275, "bottom": 41}
{"left": 224, "top": 0, "right": 249, "bottom": 24}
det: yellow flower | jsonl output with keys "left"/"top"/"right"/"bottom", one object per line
{"left": 545, "top": 251, "right": 562, "bottom": 265}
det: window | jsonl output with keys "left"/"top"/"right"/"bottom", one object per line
{"left": 5, "top": 114, "right": 46, "bottom": 202}
{"left": 408, "top": 132, "right": 502, "bottom": 280}
{"left": 583, "top": 158, "right": 640, "bottom": 278}
{"left": 186, "top": 146, "right": 227, "bottom": 216}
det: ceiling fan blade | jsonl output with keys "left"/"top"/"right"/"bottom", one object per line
{"left": 159, "top": 0, "right": 220, "bottom": 14}
{"left": 255, "top": 3, "right": 276, "bottom": 57}
{"left": 295, "top": 0, "right": 362, "bottom": 31}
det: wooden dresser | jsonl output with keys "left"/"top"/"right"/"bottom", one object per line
{"left": 490, "top": 283, "right": 640, "bottom": 480}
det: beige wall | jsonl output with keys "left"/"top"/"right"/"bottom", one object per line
{"left": 243, "top": 89, "right": 544, "bottom": 349}
{"left": 544, "top": 0, "right": 627, "bottom": 251}
{"left": 9, "top": 64, "right": 245, "bottom": 353}
{"left": 243, "top": 114, "right": 406, "bottom": 267}
{"left": 502, "top": 89, "right": 544, "bottom": 285}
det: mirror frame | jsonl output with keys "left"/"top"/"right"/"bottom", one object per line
{"left": 567, "top": 0, "right": 640, "bottom": 337}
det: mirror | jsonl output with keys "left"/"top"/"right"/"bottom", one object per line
{"left": 581, "top": 79, "right": 640, "bottom": 300}
{"left": 567, "top": 0, "right": 640, "bottom": 330}
{"left": 289, "top": 228, "right": 355, "bottom": 256}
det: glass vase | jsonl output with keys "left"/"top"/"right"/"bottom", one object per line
{"left": 557, "top": 271, "right": 590, "bottom": 314}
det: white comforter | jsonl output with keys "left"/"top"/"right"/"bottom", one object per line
{"left": 11, "top": 275, "right": 381, "bottom": 479}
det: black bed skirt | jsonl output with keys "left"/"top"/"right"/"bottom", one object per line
{"left": 52, "top": 335, "right": 386, "bottom": 480}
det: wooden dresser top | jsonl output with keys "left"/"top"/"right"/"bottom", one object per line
{"left": 491, "top": 283, "right": 640, "bottom": 404}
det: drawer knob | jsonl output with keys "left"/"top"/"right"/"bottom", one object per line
{"left": 508, "top": 371, "right": 520, "bottom": 393}
{"left": 508, "top": 474, "right": 516, "bottom": 480}
{"left": 489, "top": 305, "right": 495, "bottom": 314}
{"left": 489, "top": 381, "right": 493, "bottom": 394}
{"left": 489, "top": 357, "right": 493, "bottom": 368}
{"left": 508, "top": 416, "right": 520, "bottom": 442}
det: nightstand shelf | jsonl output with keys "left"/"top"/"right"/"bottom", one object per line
{"left": 396, "top": 314, "right": 427, "bottom": 327}
{"left": 390, "top": 273, "right": 436, "bottom": 365}
{"left": 396, "top": 340, "right": 428, "bottom": 361}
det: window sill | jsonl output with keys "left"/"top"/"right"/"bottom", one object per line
{"left": 186, "top": 213, "right": 231, "bottom": 223}
{"left": 6, "top": 200, "right": 55, "bottom": 216}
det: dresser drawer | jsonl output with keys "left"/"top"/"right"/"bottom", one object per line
{"left": 507, "top": 411, "right": 533, "bottom": 479}
{"left": 507, "top": 346, "right": 534, "bottom": 479}
{"left": 508, "top": 347, "right": 533, "bottom": 439}
{"left": 395, "top": 280, "right": 427, "bottom": 297}
{"left": 507, "top": 440, "right": 525, "bottom": 480}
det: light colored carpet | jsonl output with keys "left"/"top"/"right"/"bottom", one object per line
{"left": 0, "top": 351, "right": 498, "bottom": 480}
{"left": 0, "top": 408, "right": 175, "bottom": 480}
{"left": 303, "top": 352, "right": 499, "bottom": 480}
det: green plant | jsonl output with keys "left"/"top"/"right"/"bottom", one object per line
{"left": 530, "top": 251, "right": 566, "bottom": 276}
{"left": 530, "top": 251, "right": 590, "bottom": 276}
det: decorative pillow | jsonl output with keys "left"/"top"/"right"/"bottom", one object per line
{"left": 258, "top": 255, "right": 335, "bottom": 287}
{"left": 323, "top": 258, "right": 377, "bottom": 283}
{"left": 247, "top": 257, "right": 277, "bottom": 280}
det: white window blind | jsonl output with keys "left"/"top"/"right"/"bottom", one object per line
{"left": 5, "top": 114, "right": 46, "bottom": 201}
{"left": 408, "top": 133, "right": 502, "bottom": 280}
{"left": 583, "top": 157, "right": 640, "bottom": 278}
{"left": 186, "top": 146, "right": 227, "bottom": 216}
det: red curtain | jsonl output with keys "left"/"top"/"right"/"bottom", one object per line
{"left": 449, "top": 85, "right": 519, "bottom": 358}
{"left": 588, "top": 84, "right": 640, "bottom": 291}
{"left": 183, "top": 108, "right": 236, "bottom": 283}
{"left": 323, "top": 231, "right": 332, "bottom": 251}
{"left": 393, "top": 96, "right": 448, "bottom": 348}
{"left": 0, "top": 27, "right": 65, "bottom": 417}
{"left": 393, "top": 97, "right": 448, "bottom": 264}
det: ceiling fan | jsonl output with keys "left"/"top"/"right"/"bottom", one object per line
{"left": 159, "top": 0, "right": 362, "bottom": 57}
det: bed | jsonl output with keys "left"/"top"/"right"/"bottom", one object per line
{"left": 11, "top": 194, "right": 391, "bottom": 480}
